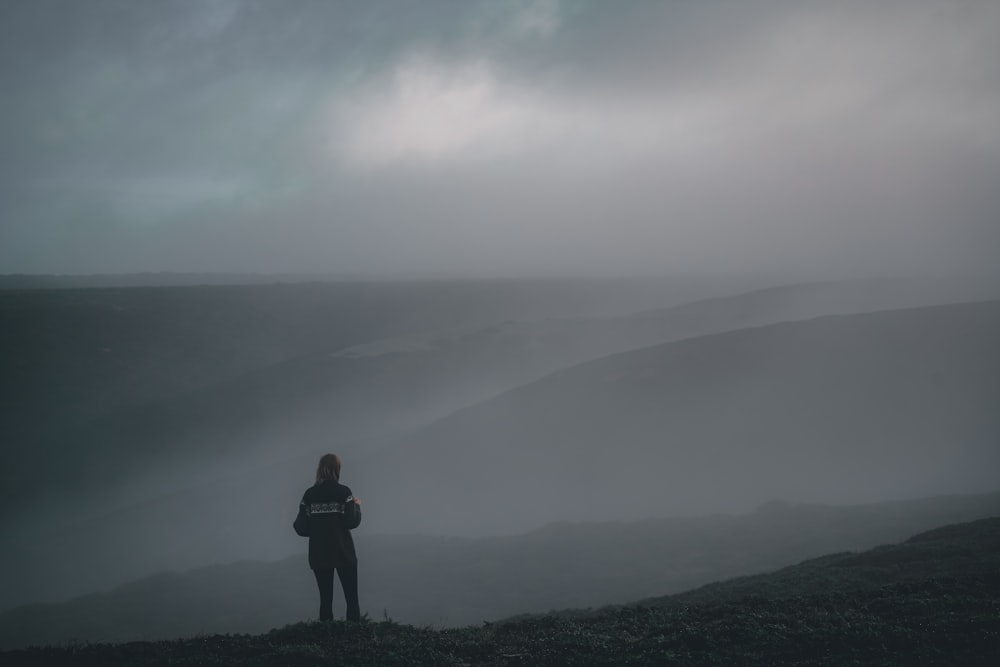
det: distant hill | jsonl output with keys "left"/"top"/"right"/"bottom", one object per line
{"left": 1, "top": 493, "right": 997, "bottom": 650}
{"left": 3, "top": 279, "right": 998, "bottom": 610}
{"left": 0, "top": 276, "right": 704, "bottom": 448}
{"left": 3, "top": 515, "right": 997, "bottom": 665}
{"left": 0, "top": 272, "right": 366, "bottom": 290}
{"left": 360, "top": 300, "right": 1000, "bottom": 535}
{"left": 7, "top": 277, "right": 993, "bottom": 517}
{"left": 0, "top": 276, "right": 725, "bottom": 513}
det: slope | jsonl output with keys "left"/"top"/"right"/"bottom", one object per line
{"left": 360, "top": 300, "right": 1000, "bottom": 535}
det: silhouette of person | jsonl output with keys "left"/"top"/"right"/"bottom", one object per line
{"left": 294, "top": 453, "right": 362, "bottom": 621}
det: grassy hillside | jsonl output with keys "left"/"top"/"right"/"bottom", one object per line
{"left": 3, "top": 517, "right": 997, "bottom": 665}
{"left": 362, "top": 300, "right": 1000, "bottom": 535}
{"left": 2, "top": 493, "right": 998, "bottom": 650}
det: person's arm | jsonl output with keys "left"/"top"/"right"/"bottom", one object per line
{"left": 344, "top": 494, "right": 362, "bottom": 530}
{"left": 293, "top": 495, "right": 310, "bottom": 537}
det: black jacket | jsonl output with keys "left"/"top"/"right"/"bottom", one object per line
{"left": 293, "top": 480, "right": 361, "bottom": 569}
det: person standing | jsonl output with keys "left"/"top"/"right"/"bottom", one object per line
{"left": 294, "top": 453, "right": 362, "bottom": 621}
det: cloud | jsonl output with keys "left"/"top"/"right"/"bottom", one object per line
{"left": 334, "top": 0, "right": 1000, "bottom": 173}
{"left": 1, "top": 0, "right": 998, "bottom": 277}
{"left": 335, "top": 57, "right": 558, "bottom": 166}
{"left": 510, "top": 0, "right": 561, "bottom": 39}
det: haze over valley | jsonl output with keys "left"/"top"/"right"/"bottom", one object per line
{"left": 2, "top": 277, "right": 998, "bottom": 616}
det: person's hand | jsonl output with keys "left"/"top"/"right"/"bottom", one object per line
{"left": 353, "top": 498, "right": 361, "bottom": 506}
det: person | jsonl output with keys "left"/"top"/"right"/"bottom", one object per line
{"left": 293, "top": 453, "right": 362, "bottom": 621}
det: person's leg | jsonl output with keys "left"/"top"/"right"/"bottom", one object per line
{"left": 313, "top": 569, "right": 335, "bottom": 621}
{"left": 336, "top": 564, "right": 361, "bottom": 621}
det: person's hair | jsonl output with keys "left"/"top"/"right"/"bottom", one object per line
{"left": 315, "top": 453, "right": 342, "bottom": 485}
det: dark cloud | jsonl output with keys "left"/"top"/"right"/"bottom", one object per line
{"left": 1, "top": 0, "right": 997, "bottom": 277}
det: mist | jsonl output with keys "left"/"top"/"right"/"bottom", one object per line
{"left": 1, "top": 0, "right": 999, "bottom": 652}
{"left": 3, "top": 277, "right": 998, "bottom": 611}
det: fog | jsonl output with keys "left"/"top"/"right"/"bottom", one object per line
{"left": 1, "top": 0, "right": 999, "bottom": 277}
{"left": 1, "top": 0, "right": 999, "bottom": 647}
{"left": 3, "top": 277, "right": 998, "bottom": 614}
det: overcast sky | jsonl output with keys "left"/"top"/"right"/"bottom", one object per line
{"left": 1, "top": 0, "right": 998, "bottom": 278}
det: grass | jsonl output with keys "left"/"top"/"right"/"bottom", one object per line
{"left": 4, "top": 575, "right": 997, "bottom": 665}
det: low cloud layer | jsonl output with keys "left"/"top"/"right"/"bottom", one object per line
{"left": 1, "top": 0, "right": 998, "bottom": 277}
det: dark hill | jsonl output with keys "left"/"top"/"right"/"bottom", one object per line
{"left": 638, "top": 513, "right": 1000, "bottom": 609}
{"left": 1, "top": 277, "right": 709, "bottom": 509}
{"left": 2, "top": 517, "right": 997, "bottom": 665}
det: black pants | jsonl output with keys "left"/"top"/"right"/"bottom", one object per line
{"left": 313, "top": 566, "right": 360, "bottom": 621}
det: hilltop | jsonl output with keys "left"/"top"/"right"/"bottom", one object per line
{"left": 3, "top": 517, "right": 997, "bottom": 665}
